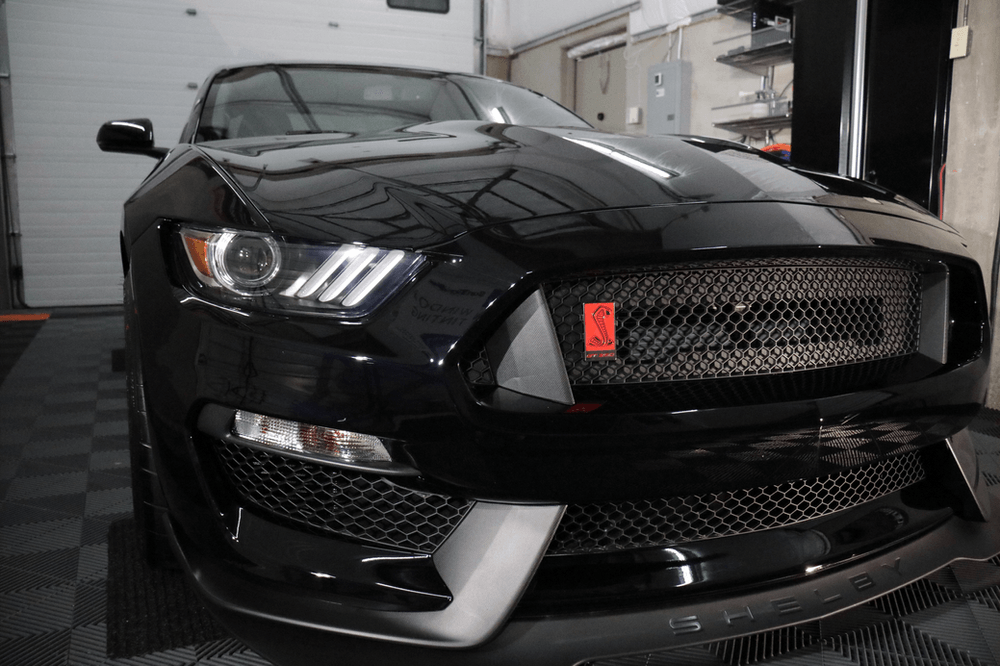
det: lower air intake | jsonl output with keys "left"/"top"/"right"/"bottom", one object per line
{"left": 216, "top": 442, "right": 472, "bottom": 553}
{"left": 547, "top": 450, "right": 926, "bottom": 555}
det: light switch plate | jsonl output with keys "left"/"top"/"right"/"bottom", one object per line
{"left": 950, "top": 25, "right": 969, "bottom": 59}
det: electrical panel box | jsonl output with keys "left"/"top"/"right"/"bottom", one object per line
{"left": 646, "top": 61, "right": 691, "bottom": 135}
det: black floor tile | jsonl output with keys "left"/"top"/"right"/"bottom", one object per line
{"left": 80, "top": 512, "right": 132, "bottom": 547}
{"left": 16, "top": 455, "right": 92, "bottom": 477}
{"left": 0, "top": 547, "right": 81, "bottom": 592}
{"left": 0, "top": 319, "right": 46, "bottom": 387}
{"left": 0, "top": 499, "right": 86, "bottom": 527}
{"left": 86, "top": 469, "right": 132, "bottom": 492}
{"left": 0, "top": 628, "right": 73, "bottom": 666}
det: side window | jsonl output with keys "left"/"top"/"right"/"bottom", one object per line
{"left": 387, "top": 0, "right": 449, "bottom": 13}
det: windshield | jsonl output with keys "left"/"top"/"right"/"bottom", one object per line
{"left": 451, "top": 75, "right": 588, "bottom": 128}
{"left": 195, "top": 65, "right": 588, "bottom": 142}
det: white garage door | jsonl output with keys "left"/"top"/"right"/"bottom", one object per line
{"left": 6, "top": 0, "right": 473, "bottom": 306}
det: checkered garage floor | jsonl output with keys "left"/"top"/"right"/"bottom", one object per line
{"left": 1, "top": 310, "right": 999, "bottom": 666}
{"left": 0, "top": 312, "right": 267, "bottom": 666}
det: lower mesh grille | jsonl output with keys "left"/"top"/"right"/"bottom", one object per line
{"left": 571, "top": 356, "right": 910, "bottom": 413}
{"left": 547, "top": 450, "right": 926, "bottom": 555}
{"left": 216, "top": 442, "right": 472, "bottom": 553}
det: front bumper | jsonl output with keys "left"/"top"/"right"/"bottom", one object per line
{"left": 167, "top": 429, "right": 1000, "bottom": 666}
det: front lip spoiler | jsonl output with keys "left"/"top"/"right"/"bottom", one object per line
{"left": 168, "top": 494, "right": 1000, "bottom": 666}
{"left": 165, "top": 428, "right": 1000, "bottom": 665}
{"left": 501, "top": 495, "right": 1000, "bottom": 665}
{"left": 171, "top": 501, "right": 567, "bottom": 648}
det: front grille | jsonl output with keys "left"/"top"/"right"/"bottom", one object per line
{"left": 216, "top": 442, "right": 472, "bottom": 553}
{"left": 463, "top": 344, "right": 495, "bottom": 385}
{"left": 570, "top": 356, "right": 909, "bottom": 412}
{"left": 546, "top": 258, "right": 922, "bottom": 386}
{"left": 547, "top": 450, "right": 926, "bottom": 555}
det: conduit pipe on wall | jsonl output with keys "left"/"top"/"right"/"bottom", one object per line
{"left": 566, "top": 32, "right": 627, "bottom": 59}
{"left": 0, "top": 0, "right": 23, "bottom": 309}
{"left": 847, "top": 0, "right": 869, "bottom": 179}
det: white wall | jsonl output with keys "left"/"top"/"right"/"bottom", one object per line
{"left": 489, "top": 0, "right": 715, "bottom": 52}
{"left": 489, "top": 0, "right": 634, "bottom": 51}
{"left": 627, "top": 0, "right": 716, "bottom": 36}
{"left": 7, "top": 0, "right": 473, "bottom": 306}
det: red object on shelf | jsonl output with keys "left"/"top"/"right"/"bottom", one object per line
{"left": 762, "top": 143, "right": 792, "bottom": 160}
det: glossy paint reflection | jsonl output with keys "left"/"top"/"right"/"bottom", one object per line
{"left": 193, "top": 125, "right": 937, "bottom": 249}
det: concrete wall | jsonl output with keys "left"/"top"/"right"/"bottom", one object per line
{"left": 486, "top": 54, "right": 511, "bottom": 81}
{"left": 509, "top": 12, "right": 792, "bottom": 148}
{"left": 576, "top": 45, "right": 629, "bottom": 132}
{"left": 942, "top": 0, "right": 1000, "bottom": 405}
{"left": 509, "top": 15, "right": 627, "bottom": 112}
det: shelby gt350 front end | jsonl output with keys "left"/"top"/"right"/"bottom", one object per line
{"left": 100, "top": 63, "right": 998, "bottom": 666}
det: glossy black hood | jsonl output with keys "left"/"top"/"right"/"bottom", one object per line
{"left": 195, "top": 121, "right": 944, "bottom": 248}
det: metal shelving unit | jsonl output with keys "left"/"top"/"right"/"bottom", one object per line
{"left": 716, "top": 39, "right": 793, "bottom": 70}
{"left": 712, "top": 7, "right": 794, "bottom": 144}
{"left": 717, "top": 0, "right": 802, "bottom": 23}
{"left": 714, "top": 113, "right": 792, "bottom": 140}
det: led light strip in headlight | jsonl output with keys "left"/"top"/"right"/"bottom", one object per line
{"left": 178, "top": 226, "right": 425, "bottom": 317}
{"left": 280, "top": 245, "right": 407, "bottom": 306}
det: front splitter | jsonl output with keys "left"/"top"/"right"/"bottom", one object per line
{"left": 171, "top": 490, "right": 1000, "bottom": 666}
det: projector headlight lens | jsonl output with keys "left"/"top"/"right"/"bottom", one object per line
{"left": 215, "top": 232, "right": 280, "bottom": 290}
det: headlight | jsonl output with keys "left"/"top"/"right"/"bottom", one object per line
{"left": 177, "top": 226, "right": 426, "bottom": 317}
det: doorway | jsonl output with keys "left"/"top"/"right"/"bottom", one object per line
{"left": 574, "top": 46, "right": 627, "bottom": 133}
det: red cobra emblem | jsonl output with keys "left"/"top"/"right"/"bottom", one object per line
{"left": 589, "top": 305, "right": 613, "bottom": 346}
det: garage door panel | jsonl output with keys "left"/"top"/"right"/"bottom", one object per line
{"left": 8, "top": 0, "right": 473, "bottom": 306}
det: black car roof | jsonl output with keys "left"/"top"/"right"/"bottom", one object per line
{"left": 204, "top": 61, "right": 498, "bottom": 82}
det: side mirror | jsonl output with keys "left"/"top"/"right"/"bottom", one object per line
{"left": 97, "top": 118, "right": 168, "bottom": 158}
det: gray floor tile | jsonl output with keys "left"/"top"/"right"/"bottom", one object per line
{"left": 96, "top": 398, "right": 127, "bottom": 412}
{"left": 89, "top": 450, "right": 129, "bottom": 471}
{"left": 0, "top": 547, "right": 80, "bottom": 592}
{"left": 0, "top": 580, "right": 77, "bottom": 639}
{"left": 0, "top": 497, "right": 87, "bottom": 527}
{"left": 22, "top": 439, "right": 93, "bottom": 458}
{"left": 84, "top": 488, "right": 132, "bottom": 517}
{"left": 0, "top": 518, "right": 83, "bottom": 557}
{"left": 7, "top": 472, "right": 89, "bottom": 500}
{"left": 93, "top": 421, "right": 128, "bottom": 438}
{"left": 75, "top": 544, "right": 108, "bottom": 583}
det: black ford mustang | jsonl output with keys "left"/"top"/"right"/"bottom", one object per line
{"left": 98, "top": 63, "right": 998, "bottom": 666}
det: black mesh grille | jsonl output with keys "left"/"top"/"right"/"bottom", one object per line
{"left": 461, "top": 344, "right": 494, "bottom": 385}
{"left": 216, "top": 442, "right": 472, "bottom": 553}
{"left": 547, "top": 450, "right": 926, "bottom": 555}
{"left": 546, "top": 258, "right": 922, "bottom": 386}
{"left": 571, "top": 356, "right": 910, "bottom": 413}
